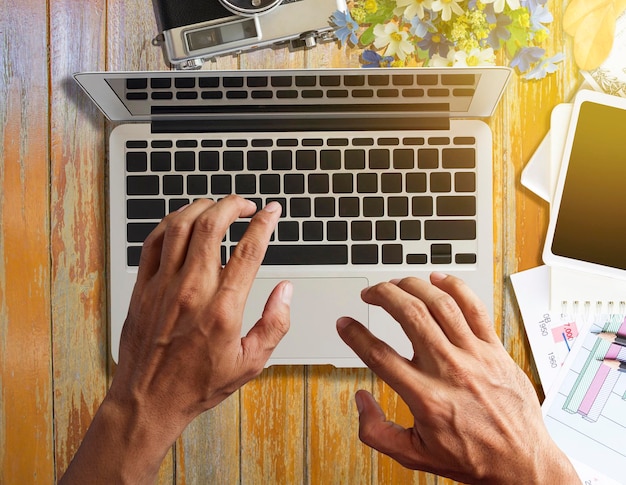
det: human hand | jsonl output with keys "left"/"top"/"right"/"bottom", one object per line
{"left": 61, "top": 196, "right": 291, "bottom": 484}
{"left": 336, "top": 273, "right": 580, "bottom": 485}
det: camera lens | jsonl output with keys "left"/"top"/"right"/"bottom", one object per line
{"left": 219, "top": 0, "right": 282, "bottom": 16}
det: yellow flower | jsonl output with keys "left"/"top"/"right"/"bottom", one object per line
{"left": 364, "top": 0, "right": 378, "bottom": 13}
{"left": 351, "top": 7, "right": 367, "bottom": 23}
{"left": 534, "top": 29, "right": 548, "bottom": 44}
{"left": 517, "top": 11, "right": 530, "bottom": 29}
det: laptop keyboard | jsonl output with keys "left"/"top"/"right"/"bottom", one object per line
{"left": 124, "top": 132, "right": 479, "bottom": 267}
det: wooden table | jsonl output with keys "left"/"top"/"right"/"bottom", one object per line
{"left": 1, "top": 1, "right": 581, "bottom": 483}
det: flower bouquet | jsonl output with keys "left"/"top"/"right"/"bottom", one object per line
{"left": 331, "top": 0, "right": 564, "bottom": 79}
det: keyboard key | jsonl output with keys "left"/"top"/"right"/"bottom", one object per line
{"left": 456, "top": 253, "right": 477, "bottom": 264}
{"left": 278, "top": 221, "right": 299, "bottom": 241}
{"left": 352, "top": 245, "right": 378, "bottom": 264}
{"left": 260, "top": 174, "right": 280, "bottom": 194}
{"left": 352, "top": 221, "right": 372, "bottom": 241}
{"left": 363, "top": 197, "right": 384, "bottom": 217}
{"left": 406, "top": 173, "right": 427, "bottom": 193}
{"left": 455, "top": 172, "right": 476, "bottom": 192}
{"left": 126, "top": 152, "right": 147, "bottom": 172}
{"left": 223, "top": 77, "right": 244, "bottom": 88}
{"left": 272, "top": 150, "right": 293, "bottom": 170}
{"left": 425, "top": 220, "right": 476, "bottom": 240}
{"left": 368, "top": 75, "right": 389, "bottom": 86}
{"left": 381, "top": 173, "right": 402, "bottom": 193}
{"left": 224, "top": 151, "right": 244, "bottom": 171}
{"left": 345, "top": 149, "right": 366, "bottom": 169}
{"left": 344, "top": 75, "right": 365, "bottom": 86}
{"left": 210, "top": 175, "right": 231, "bottom": 195}
{"left": 357, "top": 173, "right": 377, "bottom": 193}
{"left": 412, "top": 196, "right": 433, "bottom": 216}
{"left": 263, "top": 245, "right": 348, "bottom": 265}
{"left": 388, "top": 197, "right": 409, "bottom": 217}
{"left": 303, "top": 221, "right": 323, "bottom": 241}
{"left": 266, "top": 198, "right": 286, "bottom": 218}
{"left": 174, "top": 77, "right": 195, "bottom": 88}
{"left": 308, "top": 173, "right": 329, "bottom": 194}
{"left": 407, "top": 253, "right": 427, "bottom": 264}
{"left": 247, "top": 76, "right": 268, "bottom": 87}
{"left": 199, "top": 151, "right": 219, "bottom": 171}
{"left": 127, "top": 222, "right": 158, "bottom": 243}
{"left": 400, "top": 220, "right": 421, "bottom": 240}
{"left": 437, "top": 196, "right": 476, "bottom": 216}
{"left": 369, "top": 149, "right": 390, "bottom": 169}
{"left": 320, "top": 75, "right": 341, "bottom": 86}
{"left": 376, "top": 221, "right": 396, "bottom": 241}
{"left": 127, "top": 199, "right": 165, "bottom": 220}
{"left": 320, "top": 150, "right": 341, "bottom": 170}
{"left": 430, "top": 172, "right": 452, "bottom": 192}
{"left": 151, "top": 152, "right": 171, "bottom": 171}
{"left": 188, "top": 175, "right": 208, "bottom": 195}
{"left": 127, "top": 175, "right": 159, "bottom": 195}
{"left": 126, "top": 78, "right": 147, "bottom": 89}
{"left": 296, "top": 150, "right": 316, "bottom": 170}
{"left": 163, "top": 175, "right": 183, "bottom": 195}
{"left": 332, "top": 173, "right": 353, "bottom": 194}
{"left": 314, "top": 197, "right": 335, "bottom": 217}
{"left": 339, "top": 197, "right": 359, "bottom": 217}
{"left": 327, "top": 221, "right": 348, "bottom": 241}
{"left": 296, "top": 76, "right": 316, "bottom": 86}
{"left": 175, "top": 151, "right": 195, "bottom": 171}
{"left": 442, "top": 148, "right": 476, "bottom": 168}
{"left": 235, "top": 174, "right": 256, "bottom": 195}
{"left": 382, "top": 244, "right": 403, "bottom": 264}
{"left": 271, "top": 76, "right": 292, "bottom": 87}
{"left": 431, "top": 244, "right": 452, "bottom": 264}
{"left": 169, "top": 199, "right": 190, "bottom": 213}
{"left": 290, "top": 198, "right": 311, "bottom": 217}
{"left": 247, "top": 151, "right": 269, "bottom": 171}
{"left": 418, "top": 149, "right": 438, "bottom": 169}
{"left": 393, "top": 149, "right": 414, "bottom": 169}
{"left": 127, "top": 246, "right": 142, "bottom": 266}
{"left": 284, "top": 173, "right": 305, "bottom": 194}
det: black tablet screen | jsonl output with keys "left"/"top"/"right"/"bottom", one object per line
{"left": 552, "top": 100, "right": 626, "bottom": 270}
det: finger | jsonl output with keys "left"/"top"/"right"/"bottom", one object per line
{"left": 239, "top": 280, "right": 292, "bottom": 372}
{"left": 359, "top": 281, "right": 451, "bottom": 352}
{"left": 355, "top": 390, "right": 426, "bottom": 470}
{"left": 336, "top": 316, "right": 425, "bottom": 395}
{"left": 430, "top": 273, "right": 499, "bottom": 344}
{"left": 218, "top": 201, "right": 282, "bottom": 311}
{"left": 183, "top": 195, "right": 258, "bottom": 275}
{"left": 393, "top": 277, "right": 475, "bottom": 349}
{"left": 136, "top": 203, "right": 193, "bottom": 283}
{"left": 157, "top": 199, "right": 216, "bottom": 276}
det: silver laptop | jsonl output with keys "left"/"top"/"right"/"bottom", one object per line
{"left": 74, "top": 67, "right": 511, "bottom": 367}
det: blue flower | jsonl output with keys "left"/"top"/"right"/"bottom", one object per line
{"left": 520, "top": 0, "right": 548, "bottom": 12}
{"left": 361, "top": 49, "right": 394, "bottom": 68}
{"left": 418, "top": 32, "right": 452, "bottom": 58}
{"left": 530, "top": 5, "right": 553, "bottom": 32}
{"left": 510, "top": 46, "right": 545, "bottom": 72}
{"left": 330, "top": 10, "right": 359, "bottom": 47}
{"left": 410, "top": 13, "right": 435, "bottom": 39}
{"left": 524, "top": 52, "right": 565, "bottom": 80}
{"left": 487, "top": 13, "right": 512, "bottom": 49}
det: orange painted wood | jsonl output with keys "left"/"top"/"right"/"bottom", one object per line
{"left": 0, "top": 0, "right": 54, "bottom": 482}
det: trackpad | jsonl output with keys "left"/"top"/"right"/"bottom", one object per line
{"left": 242, "top": 277, "right": 369, "bottom": 363}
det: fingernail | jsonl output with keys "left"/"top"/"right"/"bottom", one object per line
{"left": 431, "top": 272, "right": 448, "bottom": 282}
{"left": 264, "top": 201, "right": 282, "bottom": 214}
{"left": 355, "top": 392, "right": 364, "bottom": 413}
{"left": 175, "top": 204, "right": 190, "bottom": 213}
{"left": 281, "top": 281, "right": 293, "bottom": 305}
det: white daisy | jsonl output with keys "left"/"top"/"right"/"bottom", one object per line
{"left": 430, "top": 0, "right": 464, "bottom": 22}
{"left": 429, "top": 49, "right": 456, "bottom": 67}
{"left": 454, "top": 47, "right": 496, "bottom": 67}
{"left": 394, "top": 0, "right": 433, "bottom": 20}
{"left": 373, "top": 22, "right": 414, "bottom": 60}
{"left": 481, "top": 0, "right": 521, "bottom": 14}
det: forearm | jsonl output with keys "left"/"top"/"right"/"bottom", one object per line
{"left": 59, "top": 395, "right": 176, "bottom": 485}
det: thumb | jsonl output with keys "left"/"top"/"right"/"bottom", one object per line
{"left": 355, "top": 390, "right": 424, "bottom": 469}
{"left": 241, "top": 280, "right": 292, "bottom": 365}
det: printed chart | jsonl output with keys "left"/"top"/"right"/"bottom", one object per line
{"left": 543, "top": 315, "right": 626, "bottom": 483}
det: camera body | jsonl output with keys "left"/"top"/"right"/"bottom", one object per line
{"left": 155, "top": 0, "right": 348, "bottom": 69}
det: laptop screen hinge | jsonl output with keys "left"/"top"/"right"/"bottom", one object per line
{"left": 150, "top": 117, "right": 451, "bottom": 133}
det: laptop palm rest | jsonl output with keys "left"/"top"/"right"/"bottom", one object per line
{"left": 242, "top": 277, "right": 369, "bottom": 364}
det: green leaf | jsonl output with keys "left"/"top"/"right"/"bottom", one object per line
{"left": 360, "top": 26, "right": 376, "bottom": 46}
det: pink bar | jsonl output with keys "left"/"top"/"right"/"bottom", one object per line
{"left": 618, "top": 318, "right": 626, "bottom": 338}
{"left": 578, "top": 365, "right": 610, "bottom": 416}
{"left": 605, "top": 344, "right": 622, "bottom": 360}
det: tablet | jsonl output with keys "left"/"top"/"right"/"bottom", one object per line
{"left": 543, "top": 90, "right": 626, "bottom": 280}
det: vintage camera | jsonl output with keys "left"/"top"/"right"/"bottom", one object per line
{"left": 154, "top": 0, "right": 348, "bottom": 69}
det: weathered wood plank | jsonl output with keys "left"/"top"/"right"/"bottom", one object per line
{"left": 0, "top": 0, "right": 54, "bottom": 482}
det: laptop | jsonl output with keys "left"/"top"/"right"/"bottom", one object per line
{"left": 74, "top": 67, "right": 511, "bottom": 367}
